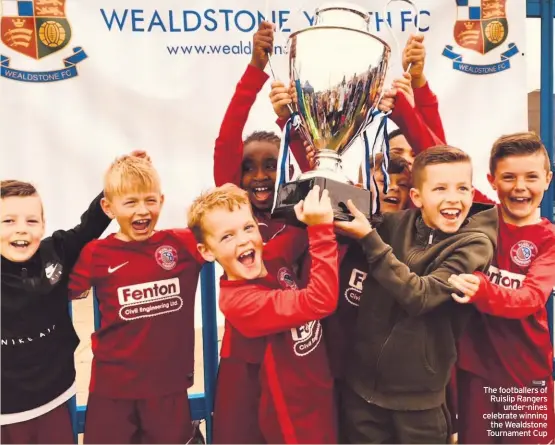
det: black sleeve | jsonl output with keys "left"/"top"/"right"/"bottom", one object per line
{"left": 52, "top": 192, "right": 112, "bottom": 268}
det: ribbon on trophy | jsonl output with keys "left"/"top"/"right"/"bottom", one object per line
{"left": 271, "top": 112, "right": 301, "bottom": 213}
{"left": 360, "top": 109, "right": 392, "bottom": 215}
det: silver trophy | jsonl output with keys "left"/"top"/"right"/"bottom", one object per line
{"left": 272, "top": 3, "right": 391, "bottom": 222}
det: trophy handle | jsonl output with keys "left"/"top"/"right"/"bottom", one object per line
{"left": 382, "top": 0, "right": 422, "bottom": 72}
{"left": 263, "top": 0, "right": 308, "bottom": 117}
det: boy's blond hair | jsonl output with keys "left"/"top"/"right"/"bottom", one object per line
{"left": 188, "top": 183, "right": 251, "bottom": 242}
{"left": 104, "top": 155, "right": 161, "bottom": 200}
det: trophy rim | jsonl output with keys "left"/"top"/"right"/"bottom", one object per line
{"left": 315, "top": 3, "right": 371, "bottom": 21}
{"left": 289, "top": 25, "right": 391, "bottom": 51}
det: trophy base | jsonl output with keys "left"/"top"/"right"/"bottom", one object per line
{"left": 272, "top": 177, "right": 371, "bottom": 226}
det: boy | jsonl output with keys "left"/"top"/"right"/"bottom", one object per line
{"left": 188, "top": 183, "right": 339, "bottom": 443}
{"left": 0, "top": 155, "right": 125, "bottom": 443}
{"left": 214, "top": 21, "right": 307, "bottom": 242}
{"left": 449, "top": 132, "right": 555, "bottom": 444}
{"left": 322, "top": 154, "right": 412, "bottom": 442}
{"left": 68, "top": 155, "right": 204, "bottom": 444}
{"left": 335, "top": 146, "right": 498, "bottom": 443}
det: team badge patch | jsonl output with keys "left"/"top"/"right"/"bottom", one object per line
{"left": 291, "top": 320, "right": 323, "bottom": 357}
{"left": 510, "top": 240, "right": 538, "bottom": 267}
{"left": 442, "top": 0, "right": 519, "bottom": 75}
{"left": 155, "top": 245, "right": 177, "bottom": 271}
{"left": 1, "top": 0, "right": 87, "bottom": 82}
{"left": 277, "top": 267, "right": 298, "bottom": 290}
{"left": 345, "top": 268, "right": 367, "bottom": 307}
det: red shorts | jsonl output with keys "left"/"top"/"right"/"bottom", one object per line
{"left": 84, "top": 391, "right": 193, "bottom": 444}
{"left": 457, "top": 370, "right": 555, "bottom": 444}
{"left": 212, "top": 358, "right": 265, "bottom": 444}
{"left": 1, "top": 401, "right": 74, "bottom": 444}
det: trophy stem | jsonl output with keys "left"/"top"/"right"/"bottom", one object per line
{"left": 298, "top": 149, "right": 353, "bottom": 184}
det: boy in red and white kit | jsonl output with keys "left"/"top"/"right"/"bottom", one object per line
{"left": 69, "top": 155, "right": 204, "bottom": 444}
{"left": 188, "top": 183, "right": 339, "bottom": 443}
{"left": 449, "top": 132, "right": 555, "bottom": 444}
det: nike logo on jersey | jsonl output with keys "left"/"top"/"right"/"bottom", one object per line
{"left": 108, "top": 262, "right": 129, "bottom": 274}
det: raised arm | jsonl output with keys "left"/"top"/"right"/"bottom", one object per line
{"left": 51, "top": 192, "right": 111, "bottom": 268}
{"left": 220, "top": 224, "right": 338, "bottom": 337}
{"left": 402, "top": 34, "right": 446, "bottom": 143}
{"left": 214, "top": 23, "right": 274, "bottom": 186}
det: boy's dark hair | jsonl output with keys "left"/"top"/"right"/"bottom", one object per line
{"left": 244, "top": 131, "right": 280, "bottom": 148}
{"left": 372, "top": 153, "right": 411, "bottom": 175}
{"left": 412, "top": 146, "right": 471, "bottom": 188}
{"left": 1, "top": 180, "right": 38, "bottom": 199}
{"left": 388, "top": 129, "right": 404, "bottom": 140}
{"left": 489, "top": 132, "right": 551, "bottom": 175}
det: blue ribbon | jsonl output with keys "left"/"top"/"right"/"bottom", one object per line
{"left": 442, "top": 43, "right": 519, "bottom": 75}
{"left": 371, "top": 114, "right": 391, "bottom": 194}
{"left": 271, "top": 114, "right": 295, "bottom": 212}
{"left": 1, "top": 47, "right": 87, "bottom": 82}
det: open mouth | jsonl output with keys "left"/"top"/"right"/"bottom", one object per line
{"left": 509, "top": 197, "right": 532, "bottom": 205}
{"left": 10, "top": 240, "right": 30, "bottom": 249}
{"left": 383, "top": 196, "right": 400, "bottom": 205}
{"left": 440, "top": 209, "right": 461, "bottom": 221}
{"left": 252, "top": 186, "right": 274, "bottom": 202}
{"left": 237, "top": 249, "right": 256, "bottom": 267}
{"left": 131, "top": 219, "right": 151, "bottom": 232}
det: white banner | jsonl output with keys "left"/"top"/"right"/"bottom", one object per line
{"left": 0, "top": 0, "right": 527, "bottom": 325}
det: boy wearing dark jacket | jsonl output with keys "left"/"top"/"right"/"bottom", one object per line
{"left": 335, "top": 146, "right": 498, "bottom": 444}
{"left": 1, "top": 182, "right": 112, "bottom": 443}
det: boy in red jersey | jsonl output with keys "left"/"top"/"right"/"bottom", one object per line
{"left": 214, "top": 21, "right": 308, "bottom": 242}
{"left": 68, "top": 156, "right": 204, "bottom": 444}
{"left": 188, "top": 183, "right": 339, "bottom": 444}
{"left": 449, "top": 132, "right": 555, "bottom": 444}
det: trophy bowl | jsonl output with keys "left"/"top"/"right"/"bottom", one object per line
{"left": 272, "top": 3, "right": 391, "bottom": 223}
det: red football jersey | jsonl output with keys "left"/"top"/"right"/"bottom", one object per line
{"left": 458, "top": 209, "right": 555, "bottom": 386}
{"left": 69, "top": 229, "right": 203, "bottom": 399}
{"left": 219, "top": 224, "right": 339, "bottom": 443}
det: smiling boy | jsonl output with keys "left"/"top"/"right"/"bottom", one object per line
{"left": 449, "top": 132, "right": 555, "bottom": 444}
{"left": 334, "top": 146, "right": 498, "bottom": 444}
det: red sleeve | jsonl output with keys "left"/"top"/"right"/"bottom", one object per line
{"left": 276, "top": 116, "right": 311, "bottom": 173}
{"left": 263, "top": 224, "right": 309, "bottom": 266}
{"left": 214, "top": 64, "right": 269, "bottom": 186}
{"left": 394, "top": 89, "right": 496, "bottom": 205}
{"left": 220, "top": 224, "right": 338, "bottom": 337}
{"left": 471, "top": 241, "right": 555, "bottom": 319}
{"left": 390, "top": 92, "right": 444, "bottom": 155}
{"left": 68, "top": 241, "right": 95, "bottom": 300}
{"left": 172, "top": 228, "right": 205, "bottom": 265}
{"left": 473, "top": 189, "right": 496, "bottom": 205}
{"left": 413, "top": 82, "right": 446, "bottom": 143}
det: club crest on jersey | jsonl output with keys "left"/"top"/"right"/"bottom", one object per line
{"left": 510, "top": 240, "right": 537, "bottom": 267}
{"left": 291, "top": 320, "right": 323, "bottom": 357}
{"left": 277, "top": 267, "right": 298, "bottom": 290}
{"left": 44, "top": 261, "right": 62, "bottom": 284}
{"left": 155, "top": 245, "right": 177, "bottom": 270}
{"left": 345, "top": 268, "right": 367, "bottom": 307}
